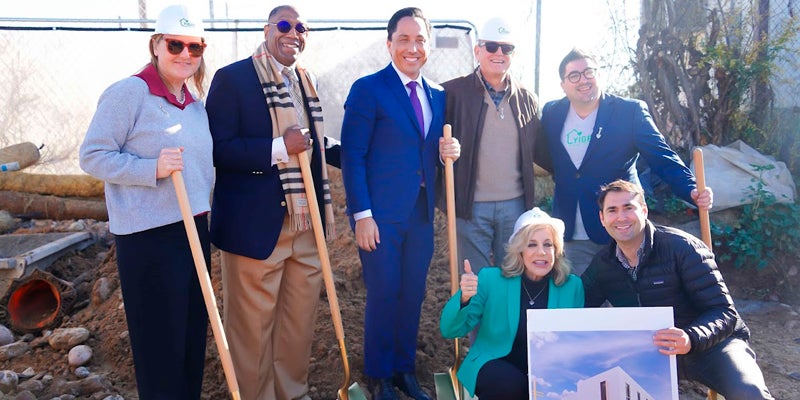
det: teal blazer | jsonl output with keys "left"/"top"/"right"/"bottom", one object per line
{"left": 440, "top": 267, "right": 584, "bottom": 396}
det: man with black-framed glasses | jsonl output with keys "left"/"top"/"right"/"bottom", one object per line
{"left": 538, "top": 48, "right": 713, "bottom": 276}
{"left": 442, "top": 17, "right": 549, "bottom": 276}
{"left": 205, "top": 4, "right": 341, "bottom": 400}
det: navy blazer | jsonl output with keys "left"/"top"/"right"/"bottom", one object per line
{"left": 341, "top": 64, "right": 444, "bottom": 223}
{"left": 206, "top": 58, "right": 339, "bottom": 259}
{"left": 539, "top": 93, "right": 696, "bottom": 244}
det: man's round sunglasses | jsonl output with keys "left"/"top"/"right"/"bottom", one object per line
{"left": 164, "top": 39, "right": 206, "bottom": 57}
{"left": 565, "top": 68, "right": 596, "bottom": 83}
{"left": 479, "top": 41, "right": 515, "bottom": 55}
{"left": 268, "top": 20, "right": 310, "bottom": 34}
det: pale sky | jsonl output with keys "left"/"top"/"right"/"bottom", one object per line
{"left": 5, "top": 0, "right": 640, "bottom": 103}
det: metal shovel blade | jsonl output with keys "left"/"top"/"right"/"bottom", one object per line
{"left": 434, "top": 372, "right": 458, "bottom": 400}
{"left": 338, "top": 382, "right": 367, "bottom": 400}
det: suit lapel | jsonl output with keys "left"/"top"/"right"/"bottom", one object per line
{"left": 380, "top": 65, "right": 425, "bottom": 139}
{"left": 508, "top": 276, "right": 521, "bottom": 334}
{"left": 582, "top": 93, "right": 613, "bottom": 167}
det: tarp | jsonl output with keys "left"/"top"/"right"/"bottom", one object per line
{"left": 691, "top": 140, "right": 796, "bottom": 212}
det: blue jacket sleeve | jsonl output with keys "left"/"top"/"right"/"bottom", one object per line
{"left": 341, "top": 79, "right": 376, "bottom": 214}
{"left": 632, "top": 100, "right": 696, "bottom": 203}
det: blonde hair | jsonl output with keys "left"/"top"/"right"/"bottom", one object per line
{"left": 501, "top": 223, "right": 571, "bottom": 285}
{"left": 148, "top": 34, "right": 207, "bottom": 98}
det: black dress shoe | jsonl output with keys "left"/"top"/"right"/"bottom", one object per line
{"left": 369, "top": 377, "right": 399, "bottom": 400}
{"left": 392, "top": 372, "right": 433, "bottom": 400}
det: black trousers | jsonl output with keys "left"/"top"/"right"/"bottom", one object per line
{"left": 115, "top": 216, "right": 210, "bottom": 400}
{"left": 475, "top": 358, "right": 528, "bottom": 400}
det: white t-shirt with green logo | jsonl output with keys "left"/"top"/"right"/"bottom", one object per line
{"left": 561, "top": 106, "right": 598, "bottom": 240}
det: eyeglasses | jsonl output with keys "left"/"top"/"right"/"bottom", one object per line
{"left": 479, "top": 41, "right": 515, "bottom": 55}
{"left": 164, "top": 39, "right": 206, "bottom": 57}
{"left": 564, "top": 68, "right": 596, "bottom": 83}
{"left": 268, "top": 20, "right": 310, "bottom": 34}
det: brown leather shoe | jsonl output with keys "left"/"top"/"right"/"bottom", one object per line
{"left": 392, "top": 372, "right": 433, "bottom": 400}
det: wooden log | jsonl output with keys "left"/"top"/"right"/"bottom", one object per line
{"left": 0, "top": 191, "right": 107, "bottom": 221}
{"left": 0, "top": 142, "right": 40, "bottom": 172}
{"left": 0, "top": 172, "right": 104, "bottom": 198}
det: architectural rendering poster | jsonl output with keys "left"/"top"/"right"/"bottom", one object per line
{"left": 527, "top": 307, "right": 677, "bottom": 400}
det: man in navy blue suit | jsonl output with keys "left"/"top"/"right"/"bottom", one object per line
{"left": 205, "top": 5, "right": 340, "bottom": 400}
{"left": 539, "top": 48, "right": 713, "bottom": 275}
{"left": 341, "top": 7, "right": 460, "bottom": 400}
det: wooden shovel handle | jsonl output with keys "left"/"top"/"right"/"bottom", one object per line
{"left": 297, "top": 151, "right": 354, "bottom": 399}
{"left": 443, "top": 124, "right": 464, "bottom": 400}
{"left": 693, "top": 148, "right": 712, "bottom": 250}
{"left": 443, "top": 124, "right": 458, "bottom": 296}
{"left": 172, "top": 171, "right": 241, "bottom": 400}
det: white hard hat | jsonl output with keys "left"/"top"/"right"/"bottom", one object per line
{"left": 479, "top": 17, "right": 516, "bottom": 43}
{"left": 155, "top": 4, "right": 204, "bottom": 37}
{"left": 509, "top": 207, "right": 565, "bottom": 243}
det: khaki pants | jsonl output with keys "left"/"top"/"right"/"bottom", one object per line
{"left": 221, "top": 215, "right": 322, "bottom": 400}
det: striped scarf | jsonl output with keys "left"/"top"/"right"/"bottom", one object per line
{"left": 252, "top": 42, "right": 335, "bottom": 235}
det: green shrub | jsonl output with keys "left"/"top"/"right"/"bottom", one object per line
{"left": 713, "top": 164, "right": 800, "bottom": 269}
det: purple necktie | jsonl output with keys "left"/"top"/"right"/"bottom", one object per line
{"left": 407, "top": 81, "right": 424, "bottom": 137}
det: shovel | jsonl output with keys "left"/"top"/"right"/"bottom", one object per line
{"left": 693, "top": 149, "right": 721, "bottom": 400}
{"left": 693, "top": 148, "right": 712, "bottom": 251}
{"left": 171, "top": 171, "right": 241, "bottom": 400}
{"left": 433, "top": 124, "right": 466, "bottom": 400}
{"left": 296, "top": 149, "right": 367, "bottom": 400}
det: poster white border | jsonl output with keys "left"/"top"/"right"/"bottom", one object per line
{"left": 527, "top": 307, "right": 678, "bottom": 400}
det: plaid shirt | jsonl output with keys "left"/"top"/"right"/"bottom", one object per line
{"left": 615, "top": 239, "right": 646, "bottom": 281}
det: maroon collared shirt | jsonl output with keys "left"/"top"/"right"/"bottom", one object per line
{"left": 134, "top": 64, "right": 196, "bottom": 110}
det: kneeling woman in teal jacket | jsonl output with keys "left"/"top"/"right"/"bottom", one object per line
{"left": 440, "top": 208, "right": 584, "bottom": 399}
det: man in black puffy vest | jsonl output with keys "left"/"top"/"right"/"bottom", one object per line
{"left": 582, "top": 179, "right": 773, "bottom": 400}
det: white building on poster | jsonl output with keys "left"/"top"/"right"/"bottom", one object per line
{"left": 560, "top": 366, "right": 655, "bottom": 400}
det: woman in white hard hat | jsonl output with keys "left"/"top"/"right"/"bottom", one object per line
{"left": 79, "top": 4, "right": 212, "bottom": 399}
{"left": 440, "top": 208, "right": 584, "bottom": 399}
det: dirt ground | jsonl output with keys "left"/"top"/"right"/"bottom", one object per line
{"left": 2, "top": 169, "right": 799, "bottom": 399}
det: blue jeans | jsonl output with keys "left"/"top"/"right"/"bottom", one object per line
{"left": 680, "top": 336, "right": 773, "bottom": 400}
{"left": 456, "top": 197, "right": 526, "bottom": 273}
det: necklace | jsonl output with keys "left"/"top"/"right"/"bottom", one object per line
{"left": 175, "top": 88, "right": 185, "bottom": 104}
{"left": 521, "top": 279, "right": 546, "bottom": 306}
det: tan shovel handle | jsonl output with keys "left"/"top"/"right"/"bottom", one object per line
{"left": 443, "top": 124, "right": 464, "bottom": 400}
{"left": 693, "top": 148, "right": 712, "bottom": 250}
{"left": 297, "top": 150, "right": 355, "bottom": 400}
{"left": 443, "top": 124, "right": 459, "bottom": 296}
{"left": 172, "top": 171, "right": 241, "bottom": 400}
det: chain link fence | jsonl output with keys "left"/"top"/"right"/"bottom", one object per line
{"left": 0, "top": 18, "right": 477, "bottom": 174}
{"left": 766, "top": 0, "right": 800, "bottom": 172}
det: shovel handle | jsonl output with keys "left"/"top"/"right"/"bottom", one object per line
{"left": 443, "top": 124, "right": 458, "bottom": 295}
{"left": 443, "top": 124, "right": 464, "bottom": 400}
{"left": 693, "top": 148, "right": 712, "bottom": 250}
{"left": 172, "top": 171, "right": 241, "bottom": 400}
{"left": 296, "top": 151, "right": 354, "bottom": 399}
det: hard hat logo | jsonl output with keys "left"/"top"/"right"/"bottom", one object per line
{"left": 154, "top": 4, "right": 205, "bottom": 37}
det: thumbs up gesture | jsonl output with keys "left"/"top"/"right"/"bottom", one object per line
{"left": 460, "top": 259, "right": 479, "bottom": 303}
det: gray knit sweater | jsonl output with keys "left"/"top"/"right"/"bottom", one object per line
{"left": 80, "top": 76, "right": 213, "bottom": 235}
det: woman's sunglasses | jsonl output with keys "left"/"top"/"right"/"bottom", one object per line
{"left": 164, "top": 39, "right": 207, "bottom": 57}
{"left": 480, "top": 41, "right": 515, "bottom": 55}
{"left": 268, "top": 20, "right": 310, "bottom": 34}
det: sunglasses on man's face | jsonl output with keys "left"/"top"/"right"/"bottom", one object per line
{"left": 268, "top": 20, "right": 310, "bottom": 34}
{"left": 164, "top": 39, "right": 206, "bottom": 57}
{"left": 480, "top": 41, "right": 515, "bottom": 55}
